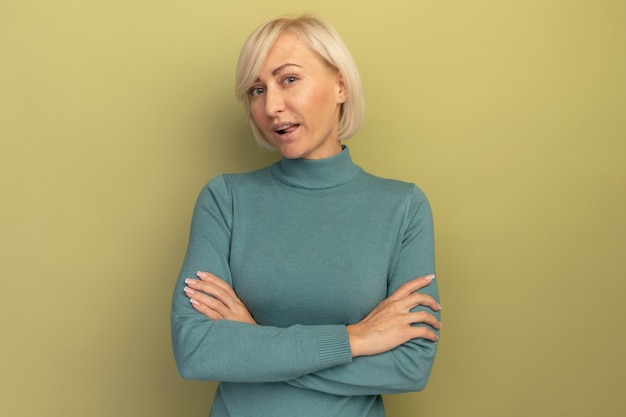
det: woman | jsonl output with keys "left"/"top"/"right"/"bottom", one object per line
{"left": 171, "top": 14, "right": 442, "bottom": 417}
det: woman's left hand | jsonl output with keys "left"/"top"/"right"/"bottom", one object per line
{"left": 184, "top": 271, "right": 256, "bottom": 324}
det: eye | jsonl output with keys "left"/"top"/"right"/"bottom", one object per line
{"left": 283, "top": 76, "right": 298, "bottom": 85}
{"left": 248, "top": 86, "right": 265, "bottom": 96}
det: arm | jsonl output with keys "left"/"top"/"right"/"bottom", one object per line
{"left": 184, "top": 185, "right": 441, "bottom": 394}
{"left": 284, "top": 186, "right": 441, "bottom": 395}
{"left": 170, "top": 176, "right": 353, "bottom": 382}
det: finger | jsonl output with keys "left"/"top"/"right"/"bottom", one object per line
{"left": 401, "top": 291, "right": 442, "bottom": 312}
{"left": 196, "top": 271, "right": 234, "bottom": 293}
{"left": 185, "top": 286, "right": 232, "bottom": 319}
{"left": 388, "top": 275, "right": 435, "bottom": 301}
{"left": 188, "top": 296, "right": 224, "bottom": 320}
{"left": 406, "top": 310, "right": 443, "bottom": 330}
{"left": 186, "top": 276, "right": 239, "bottom": 310}
{"left": 196, "top": 272, "right": 247, "bottom": 308}
{"left": 404, "top": 324, "right": 440, "bottom": 342}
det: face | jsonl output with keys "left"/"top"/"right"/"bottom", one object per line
{"left": 248, "top": 31, "right": 347, "bottom": 160}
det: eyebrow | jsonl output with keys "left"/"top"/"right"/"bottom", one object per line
{"left": 253, "top": 63, "right": 302, "bottom": 84}
{"left": 272, "top": 63, "right": 302, "bottom": 76}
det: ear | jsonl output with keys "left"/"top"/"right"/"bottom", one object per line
{"left": 335, "top": 72, "right": 348, "bottom": 104}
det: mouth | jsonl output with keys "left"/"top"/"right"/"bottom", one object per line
{"left": 273, "top": 123, "right": 300, "bottom": 138}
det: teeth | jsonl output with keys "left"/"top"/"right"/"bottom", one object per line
{"left": 275, "top": 124, "right": 293, "bottom": 132}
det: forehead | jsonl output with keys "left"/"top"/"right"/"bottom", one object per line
{"left": 261, "top": 31, "right": 324, "bottom": 72}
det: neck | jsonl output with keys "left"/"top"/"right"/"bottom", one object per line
{"left": 271, "top": 146, "right": 362, "bottom": 190}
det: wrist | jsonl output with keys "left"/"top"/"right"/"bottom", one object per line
{"left": 346, "top": 324, "right": 363, "bottom": 358}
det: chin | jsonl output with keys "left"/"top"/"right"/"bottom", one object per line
{"left": 280, "top": 150, "right": 306, "bottom": 160}
{"left": 276, "top": 143, "right": 307, "bottom": 160}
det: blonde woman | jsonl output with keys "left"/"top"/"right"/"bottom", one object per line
{"left": 171, "top": 14, "right": 442, "bottom": 417}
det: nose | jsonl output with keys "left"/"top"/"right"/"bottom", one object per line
{"left": 264, "top": 87, "right": 285, "bottom": 116}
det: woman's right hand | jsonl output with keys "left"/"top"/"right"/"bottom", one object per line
{"left": 346, "top": 275, "right": 442, "bottom": 358}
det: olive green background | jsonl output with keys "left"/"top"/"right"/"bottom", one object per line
{"left": 1, "top": 1, "right": 625, "bottom": 416}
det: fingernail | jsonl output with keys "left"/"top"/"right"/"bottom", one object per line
{"left": 196, "top": 271, "right": 207, "bottom": 278}
{"left": 425, "top": 274, "right": 435, "bottom": 280}
{"left": 183, "top": 286, "right": 194, "bottom": 295}
{"left": 185, "top": 278, "right": 194, "bottom": 285}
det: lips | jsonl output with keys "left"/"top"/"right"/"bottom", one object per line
{"left": 274, "top": 123, "right": 299, "bottom": 136}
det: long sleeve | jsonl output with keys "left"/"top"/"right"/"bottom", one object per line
{"left": 284, "top": 186, "right": 440, "bottom": 395}
{"left": 170, "top": 176, "right": 353, "bottom": 383}
{"left": 170, "top": 148, "right": 441, "bottom": 417}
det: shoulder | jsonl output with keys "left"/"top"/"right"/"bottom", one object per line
{"left": 359, "top": 170, "right": 429, "bottom": 204}
{"left": 222, "top": 164, "right": 275, "bottom": 188}
{"left": 192, "top": 166, "right": 276, "bottom": 222}
{"left": 356, "top": 170, "right": 433, "bottom": 230}
{"left": 201, "top": 164, "right": 275, "bottom": 194}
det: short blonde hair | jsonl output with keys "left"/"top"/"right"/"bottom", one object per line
{"left": 235, "top": 14, "right": 365, "bottom": 151}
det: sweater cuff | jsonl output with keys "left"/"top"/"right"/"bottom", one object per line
{"left": 317, "top": 326, "right": 352, "bottom": 368}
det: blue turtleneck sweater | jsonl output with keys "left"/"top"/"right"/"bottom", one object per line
{"left": 171, "top": 147, "right": 439, "bottom": 417}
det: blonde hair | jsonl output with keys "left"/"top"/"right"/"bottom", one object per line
{"left": 235, "top": 14, "right": 365, "bottom": 151}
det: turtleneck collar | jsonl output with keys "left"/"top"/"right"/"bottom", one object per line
{"left": 270, "top": 146, "right": 362, "bottom": 190}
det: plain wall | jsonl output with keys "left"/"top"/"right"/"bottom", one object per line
{"left": 1, "top": 1, "right": 625, "bottom": 416}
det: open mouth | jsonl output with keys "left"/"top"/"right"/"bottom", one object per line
{"left": 275, "top": 123, "right": 299, "bottom": 136}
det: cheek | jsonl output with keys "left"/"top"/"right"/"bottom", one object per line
{"left": 308, "top": 86, "right": 332, "bottom": 104}
{"left": 250, "top": 103, "right": 264, "bottom": 124}
{"left": 297, "top": 89, "right": 335, "bottom": 118}
{"left": 311, "top": 91, "right": 340, "bottom": 123}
